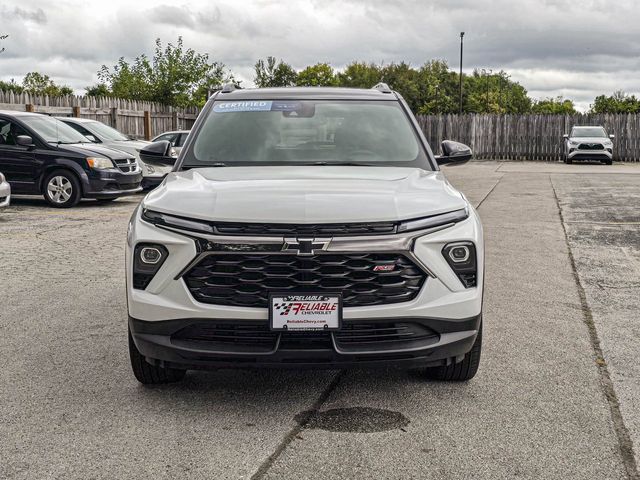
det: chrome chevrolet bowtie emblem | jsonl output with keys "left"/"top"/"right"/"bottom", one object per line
{"left": 282, "top": 238, "right": 331, "bottom": 256}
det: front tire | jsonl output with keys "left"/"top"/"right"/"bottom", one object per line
{"left": 43, "top": 170, "right": 81, "bottom": 208}
{"left": 424, "top": 322, "right": 482, "bottom": 381}
{"left": 129, "top": 330, "right": 186, "bottom": 384}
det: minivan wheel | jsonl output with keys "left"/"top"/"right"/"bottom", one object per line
{"left": 44, "top": 170, "right": 81, "bottom": 208}
{"left": 423, "top": 322, "right": 482, "bottom": 381}
{"left": 129, "top": 330, "right": 186, "bottom": 385}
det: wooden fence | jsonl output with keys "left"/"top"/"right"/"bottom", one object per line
{"left": 0, "top": 90, "right": 199, "bottom": 140}
{"left": 417, "top": 114, "right": 640, "bottom": 161}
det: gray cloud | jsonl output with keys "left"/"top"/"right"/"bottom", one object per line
{"left": 0, "top": 0, "right": 638, "bottom": 111}
{"left": 1, "top": 6, "right": 47, "bottom": 24}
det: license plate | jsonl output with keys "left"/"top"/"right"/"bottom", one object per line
{"left": 270, "top": 293, "right": 342, "bottom": 331}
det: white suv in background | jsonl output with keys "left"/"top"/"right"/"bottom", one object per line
{"left": 563, "top": 125, "right": 614, "bottom": 164}
{"left": 127, "top": 84, "right": 484, "bottom": 385}
{"left": 58, "top": 117, "right": 175, "bottom": 188}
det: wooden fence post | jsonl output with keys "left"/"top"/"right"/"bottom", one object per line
{"left": 111, "top": 107, "right": 119, "bottom": 130}
{"left": 72, "top": 106, "right": 81, "bottom": 117}
{"left": 172, "top": 111, "right": 179, "bottom": 131}
{"left": 25, "top": 104, "right": 35, "bottom": 112}
{"left": 143, "top": 111, "right": 151, "bottom": 140}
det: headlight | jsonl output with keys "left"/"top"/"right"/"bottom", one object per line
{"left": 0, "top": 172, "right": 5, "bottom": 183}
{"left": 141, "top": 208, "right": 215, "bottom": 234}
{"left": 398, "top": 208, "right": 468, "bottom": 233}
{"left": 568, "top": 141, "right": 579, "bottom": 147}
{"left": 86, "top": 157, "right": 114, "bottom": 170}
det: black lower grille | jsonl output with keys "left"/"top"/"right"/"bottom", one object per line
{"left": 183, "top": 253, "right": 427, "bottom": 307}
{"left": 170, "top": 321, "right": 439, "bottom": 353}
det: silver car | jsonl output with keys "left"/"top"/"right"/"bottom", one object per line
{"left": 58, "top": 117, "right": 174, "bottom": 188}
{"left": 0, "top": 171, "right": 10, "bottom": 208}
{"left": 563, "top": 126, "right": 614, "bottom": 165}
{"left": 152, "top": 130, "right": 190, "bottom": 155}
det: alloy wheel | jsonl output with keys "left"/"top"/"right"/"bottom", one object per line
{"left": 47, "top": 176, "right": 73, "bottom": 204}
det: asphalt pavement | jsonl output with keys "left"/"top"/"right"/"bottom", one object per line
{"left": 0, "top": 161, "right": 638, "bottom": 479}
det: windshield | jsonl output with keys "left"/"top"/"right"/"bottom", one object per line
{"left": 21, "top": 116, "right": 90, "bottom": 144}
{"left": 86, "top": 121, "right": 130, "bottom": 141}
{"left": 571, "top": 127, "right": 607, "bottom": 138}
{"left": 185, "top": 100, "right": 430, "bottom": 169}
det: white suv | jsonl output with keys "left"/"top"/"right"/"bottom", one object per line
{"left": 126, "top": 84, "right": 484, "bottom": 384}
{"left": 563, "top": 125, "right": 614, "bottom": 164}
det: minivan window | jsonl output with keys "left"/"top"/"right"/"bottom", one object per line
{"left": 186, "top": 100, "right": 430, "bottom": 169}
{"left": 85, "top": 121, "right": 130, "bottom": 141}
{"left": 20, "top": 116, "right": 90, "bottom": 144}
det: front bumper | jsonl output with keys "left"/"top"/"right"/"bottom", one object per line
{"left": 85, "top": 170, "right": 143, "bottom": 198}
{"left": 0, "top": 181, "right": 10, "bottom": 207}
{"left": 568, "top": 148, "right": 612, "bottom": 162}
{"left": 129, "top": 314, "right": 481, "bottom": 369}
{"left": 141, "top": 175, "right": 166, "bottom": 190}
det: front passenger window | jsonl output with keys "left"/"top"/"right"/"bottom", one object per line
{"left": 0, "top": 119, "right": 29, "bottom": 147}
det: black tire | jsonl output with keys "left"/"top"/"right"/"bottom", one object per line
{"left": 604, "top": 159, "right": 613, "bottom": 165}
{"left": 129, "top": 330, "right": 186, "bottom": 384}
{"left": 423, "top": 322, "right": 482, "bottom": 381}
{"left": 565, "top": 156, "right": 572, "bottom": 164}
{"left": 43, "top": 170, "right": 81, "bottom": 208}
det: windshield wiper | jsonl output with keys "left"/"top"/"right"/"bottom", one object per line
{"left": 312, "top": 161, "right": 377, "bottom": 167}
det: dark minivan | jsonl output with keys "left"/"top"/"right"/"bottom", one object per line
{"left": 0, "top": 111, "right": 143, "bottom": 207}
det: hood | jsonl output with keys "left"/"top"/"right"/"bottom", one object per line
{"left": 59, "top": 143, "right": 134, "bottom": 160}
{"left": 569, "top": 136, "right": 610, "bottom": 143}
{"left": 143, "top": 166, "right": 467, "bottom": 224}
{"left": 101, "top": 140, "right": 150, "bottom": 159}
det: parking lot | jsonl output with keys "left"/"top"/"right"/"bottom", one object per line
{"left": 1, "top": 160, "right": 639, "bottom": 479}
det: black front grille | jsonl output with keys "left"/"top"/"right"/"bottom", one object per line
{"left": 114, "top": 157, "right": 137, "bottom": 172}
{"left": 183, "top": 253, "right": 427, "bottom": 308}
{"left": 578, "top": 143, "right": 604, "bottom": 150}
{"left": 214, "top": 221, "right": 397, "bottom": 236}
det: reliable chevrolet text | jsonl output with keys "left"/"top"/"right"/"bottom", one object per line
{"left": 126, "top": 84, "right": 484, "bottom": 384}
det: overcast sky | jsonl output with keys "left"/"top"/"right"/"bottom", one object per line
{"left": 1, "top": 0, "right": 639, "bottom": 111}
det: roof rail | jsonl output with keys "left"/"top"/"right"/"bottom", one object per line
{"left": 221, "top": 83, "right": 238, "bottom": 93}
{"left": 372, "top": 82, "right": 392, "bottom": 94}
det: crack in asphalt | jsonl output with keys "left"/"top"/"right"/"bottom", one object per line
{"left": 250, "top": 371, "right": 345, "bottom": 480}
{"left": 550, "top": 175, "right": 639, "bottom": 480}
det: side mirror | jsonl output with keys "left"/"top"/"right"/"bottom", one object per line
{"left": 609, "top": 134, "right": 615, "bottom": 139}
{"left": 139, "top": 140, "right": 177, "bottom": 166}
{"left": 436, "top": 140, "right": 472, "bottom": 166}
{"left": 16, "top": 135, "right": 35, "bottom": 147}
{"left": 563, "top": 134, "right": 569, "bottom": 139}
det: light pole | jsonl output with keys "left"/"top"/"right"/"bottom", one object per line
{"left": 459, "top": 32, "right": 464, "bottom": 114}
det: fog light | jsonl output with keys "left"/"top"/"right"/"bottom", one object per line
{"left": 140, "top": 247, "right": 162, "bottom": 264}
{"left": 449, "top": 246, "right": 470, "bottom": 263}
{"left": 442, "top": 242, "right": 477, "bottom": 288}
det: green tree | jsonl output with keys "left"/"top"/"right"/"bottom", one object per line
{"left": 99, "top": 37, "right": 231, "bottom": 107}
{"left": 85, "top": 83, "right": 111, "bottom": 97}
{"left": 337, "top": 62, "right": 381, "bottom": 88}
{"left": 461, "top": 70, "right": 531, "bottom": 114}
{"left": 531, "top": 96, "right": 577, "bottom": 114}
{"left": 0, "top": 79, "right": 23, "bottom": 94}
{"left": 380, "top": 62, "right": 420, "bottom": 111}
{"left": 415, "top": 60, "right": 458, "bottom": 114}
{"left": 591, "top": 91, "right": 640, "bottom": 113}
{"left": 254, "top": 56, "right": 297, "bottom": 87}
{"left": 22, "top": 72, "right": 73, "bottom": 96}
{"left": 296, "top": 63, "right": 339, "bottom": 87}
